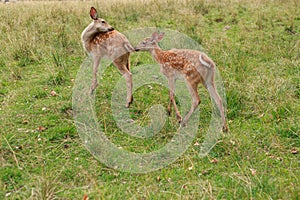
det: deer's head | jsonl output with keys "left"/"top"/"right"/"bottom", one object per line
{"left": 89, "top": 7, "right": 114, "bottom": 33}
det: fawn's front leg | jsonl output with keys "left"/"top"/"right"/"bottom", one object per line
{"left": 167, "top": 77, "right": 182, "bottom": 123}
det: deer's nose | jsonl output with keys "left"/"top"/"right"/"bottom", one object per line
{"left": 108, "top": 27, "right": 114, "bottom": 31}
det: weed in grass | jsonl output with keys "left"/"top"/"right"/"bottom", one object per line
{"left": 47, "top": 50, "right": 70, "bottom": 86}
{"left": 30, "top": 169, "right": 59, "bottom": 200}
{"left": 13, "top": 43, "right": 38, "bottom": 68}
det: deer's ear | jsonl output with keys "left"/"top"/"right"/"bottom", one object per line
{"left": 90, "top": 7, "right": 98, "bottom": 20}
{"left": 157, "top": 32, "right": 165, "bottom": 42}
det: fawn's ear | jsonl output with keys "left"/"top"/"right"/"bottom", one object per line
{"left": 151, "top": 32, "right": 159, "bottom": 41}
{"left": 90, "top": 7, "right": 98, "bottom": 20}
{"left": 157, "top": 32, "right": 165, "bottom": 42}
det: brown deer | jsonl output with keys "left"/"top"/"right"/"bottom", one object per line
{"left": 81, "top": 7, "right": 134, "bottom": 107}
{"left": 135, "top": 32, "right": 228, "bottom": 132}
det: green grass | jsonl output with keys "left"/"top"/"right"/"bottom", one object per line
{"left": 0, "top": 0, "right": 299, "bottom": 199}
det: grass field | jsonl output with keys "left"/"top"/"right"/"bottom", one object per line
{"left": 0, "top": 0, "right": 299, "bottom": 199}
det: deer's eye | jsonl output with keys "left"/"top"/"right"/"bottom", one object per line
{"left": 101, "top": 20, "right": 106, "bottom": 24}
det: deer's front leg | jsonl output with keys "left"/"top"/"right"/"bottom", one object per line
{"left": 90, "top": 55, "right": 101, "bottom": 95}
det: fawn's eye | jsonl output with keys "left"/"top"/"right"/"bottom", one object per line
{"left": 101, "top": 20, "right": 106, "bottom": 24}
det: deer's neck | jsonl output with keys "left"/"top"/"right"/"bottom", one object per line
{"left": 81, "top": 23, "right": 98, "bottom": 44}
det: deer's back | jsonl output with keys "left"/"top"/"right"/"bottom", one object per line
{"left": 89, "top": 30, "right": 133, "bottom": 59}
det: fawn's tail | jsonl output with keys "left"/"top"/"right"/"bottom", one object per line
{"left": 199, "top": 53, "right": 216, "bottom": 85}
{"left": 199, "top": 53, "right": 213, "bottom": 68}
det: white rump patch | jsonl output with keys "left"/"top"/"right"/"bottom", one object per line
{"left": 124, "top": 43, "right": 135, "bottom": 53}
{"left": 199, "top": 54, "right": 211, "bottom": 68}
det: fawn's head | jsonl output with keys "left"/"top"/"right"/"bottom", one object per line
{"left": 89, "top": 7, "right": 114, "bottom": 33}
{"left": 135, "top": 32, "right": 165, "bottom": 51}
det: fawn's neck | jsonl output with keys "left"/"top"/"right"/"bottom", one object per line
{"left": 149, "top": 47, "right": 166, "bottom": 64}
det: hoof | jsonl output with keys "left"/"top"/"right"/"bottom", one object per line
{"left": 125, "top": 96, "right": 133, "bottom": 108}
{"left": 167, "top": 109, "right": 171, "bottom": 116}
{"left": 180, "top": 121, "right": 187, "bottom": 128}
{"left": 180, "top": 117, "right": 187, "bottom": 127}
{"left": 90, "top": 84, "right": 98, "bottom": 95}
{"left": 222, "top": 125, "right": 229, "bottom": 133}
{"left": 176, "top": 115, "right": 182, "bottom": 123}
{"left": 89, "top": 89, "right": 95, "bottom": 95}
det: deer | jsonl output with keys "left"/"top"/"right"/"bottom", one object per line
{"left": 81, "top": 7, "right": 134, "bottom": 107}
{"left": 135, "top": 32, "right": 228, "bottom": 132}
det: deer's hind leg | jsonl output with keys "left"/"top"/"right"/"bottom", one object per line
{"left": 113, "top": 53, "right": 133, "bottom": 108}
